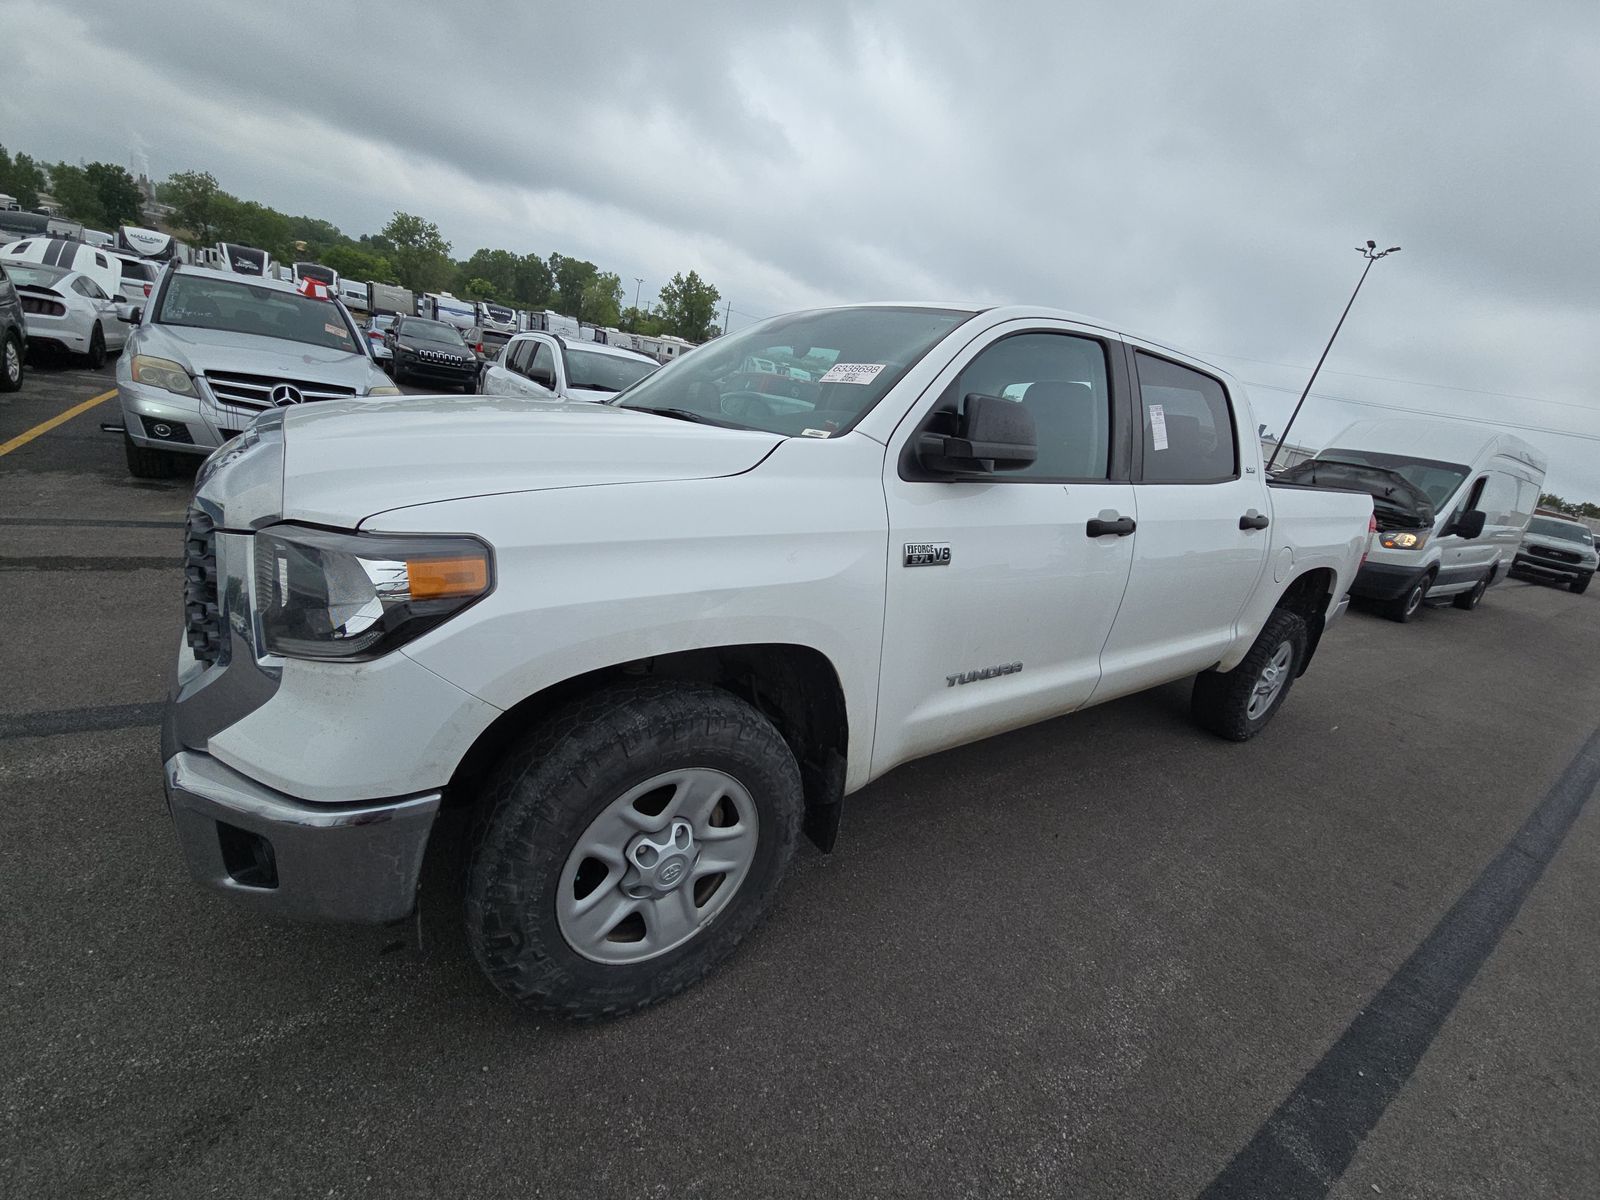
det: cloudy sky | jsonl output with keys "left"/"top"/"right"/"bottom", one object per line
{"left": 5, "top": 0, "right": 1596, "bottom": 495}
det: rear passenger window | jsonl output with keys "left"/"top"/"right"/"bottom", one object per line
{"left": 1135, "top": 353, "right": 1238, "bottom": 483}
{"left": 953, "top": 332, "right": 1111, "bottom": 480}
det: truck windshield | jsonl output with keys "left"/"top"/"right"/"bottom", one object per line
{"left": 1528, "top": 516, "right": 1593, "bottom": 544}
{"left": 1317, "top": 448, "right": 1471, "bottom": 508}
{"left": 156, "top": 275, "right": 359, "bottom": 353}
{"left": 615, "top": 306, "right": 973, "bottom": 436}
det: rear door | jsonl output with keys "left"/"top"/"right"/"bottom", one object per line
{"left": 1093, "top": 347, "right": 1271, "bottom": 699}
{"left": 874, "top": 323, "right": 1138, "bottom": 775}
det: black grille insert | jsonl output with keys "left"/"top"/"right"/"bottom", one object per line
{"left": 183, "top": 508, "right": 224, "bottom": 665}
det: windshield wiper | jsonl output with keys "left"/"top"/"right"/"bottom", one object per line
{"left": 578, "top": 383, "right": 621, "bottom": 393}
{"left": 619, "top": 405, "right": 740, "bottom": 429}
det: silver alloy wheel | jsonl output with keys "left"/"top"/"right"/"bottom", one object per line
{"left": 1247, "top": 641, "right": 1294, "bottom": 720}
{"left": 556, "top": 767, "right": 759, "bottom": 965}
{"left": 1404, "top": 581, "right": 1426, "bottom": 616}
{"left": 4, "top": 338, "right": 18, "bottom": 384}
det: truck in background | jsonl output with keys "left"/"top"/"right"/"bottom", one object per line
{"left": 367, "top": 280, "right": 416, "bottom": 317}
{"left": 338, "top": 279, "right": 371, "bottom": 313}
{"left": 218, "top": 243, "right": 273, "bottom": 276}
{"left": 417, "top": 291, "right": 475, "bottom": 330}
{"left": 292, "top": 262, "right": 340, "bottom": 295}
{"left": 474, "top": 299, "right": 516, "bottom": 335}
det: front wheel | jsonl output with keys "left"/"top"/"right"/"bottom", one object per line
{"left": 1191, "top": 608, "right": 1308, "bottom": 742}
{"left": 85, "top": 323, "right": 106, "bottom": 370}
{"left": 1453, "top": 577, "right": 1489, "bottom": 610}
{"left": 466, "top": 681, "right": 803, "bottom": 1020}
{"left": 1382, "top": 572, "right": 1433, "bottom": 623}
{"left": 1572, "top": 573, "right": 1592, "bottom": 596}
{"left": 0, "top": 331, "right": 22, "bottom": 392}
{"left": 122, "top": 431, "right": 179, "bottom": 479}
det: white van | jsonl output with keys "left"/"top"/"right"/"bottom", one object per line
{"left": 1281, "top": 419, "right": 1546, "bottom": 621}
{"left": 0, "top": 237, "right": 124, "bottom": 301}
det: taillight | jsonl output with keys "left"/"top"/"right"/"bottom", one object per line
{"left": 1361, "top": 514, "right": 1377, "bottom": 565}
{"left": 21, "top": 296, "right": 66, "bottom": 316}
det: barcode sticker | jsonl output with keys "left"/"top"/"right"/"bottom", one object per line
{"left": 1148, "top": 403, "right": 1168, "bottom": 451}
{"left": 818, "top": 363, "right": 886, "bottom": 386}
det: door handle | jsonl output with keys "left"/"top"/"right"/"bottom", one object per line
{"left": 1239, "top": 512, "right": 1270, "bottom": 531}
{"left": 1086, "top": 515, "right": 1137, "bottom": 538}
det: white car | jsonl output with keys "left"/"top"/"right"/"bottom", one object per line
{"left": 160, "top": 301, "right": 1373, "bottom": 1019}
{"left": 4, "top": 260, "right": 130, "bottom": 367}
{"left": 0, "top": 236, "right": 125, "bottom": 304}
{"left": 480, "top": 331, "right": 660, "bottom": 401}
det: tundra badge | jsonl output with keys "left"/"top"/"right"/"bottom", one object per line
{"left": 904, "top": 542, "right": 952, "bottom": 567}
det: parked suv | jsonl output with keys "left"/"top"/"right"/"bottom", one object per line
{"left": 0, "top": 261, "right": 25, "bottom": 392}
{"left": 115, "top": 264, "right": 398, "bottom": 477}
{"left": 480, "top": 330, "right": 659, "bottom": 402}
{"left": 1511, "top": 513, "right": 1597, "bottom": 594}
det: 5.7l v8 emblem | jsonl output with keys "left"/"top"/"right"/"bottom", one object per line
{"left": 904, "top": 542, "right": 952, "bottom": 567}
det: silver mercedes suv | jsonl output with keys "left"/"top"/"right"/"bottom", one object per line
{"left": 114, "top": 264, "right": 398, "bottom": 477}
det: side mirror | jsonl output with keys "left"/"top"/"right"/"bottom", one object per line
{"left": 113, "top": 293, "right": 127, "bottom": 303}
{"left": 116, "top": 304, "right": 140, "bottom": 324}
{"left": 1451, "top": 509, "right": 1487, "bottom": 539}
{"left": 528, "top": 365, "right": 557, "bottom": 390}
{"left": 917, "top": 393, "right": 1037, "bottom": 475}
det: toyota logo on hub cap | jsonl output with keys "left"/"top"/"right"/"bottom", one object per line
{"left": 269, "top": 384, "right": 304, "bottom": 406}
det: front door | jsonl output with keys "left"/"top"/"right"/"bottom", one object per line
{"left": 874, "top": 326, "right": 1136, "bottom": 776}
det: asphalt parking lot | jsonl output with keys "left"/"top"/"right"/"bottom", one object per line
{"left": 3, "top": 362, "right": 1597, "bottom": 1199}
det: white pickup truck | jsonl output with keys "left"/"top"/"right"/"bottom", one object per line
{"left": 162, "top": 303, "right": 1373, "bottom": 1019}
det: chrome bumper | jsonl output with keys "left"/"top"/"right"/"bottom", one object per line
{"left": 165, "top": 749, "right": 440, "bottom": 923}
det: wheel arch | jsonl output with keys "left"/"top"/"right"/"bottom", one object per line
{"left": 444, "top": 642, "right": 850, "bottom": 850}
{"left": 1273, "top": 567, "right": 1340, "bottom": 676}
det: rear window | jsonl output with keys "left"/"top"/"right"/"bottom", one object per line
{"left": 119, "top": 259, "right": 154, "bottom": 282}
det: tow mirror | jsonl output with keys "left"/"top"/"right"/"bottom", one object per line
{"left": 1451, "top": 510, "right": 1487, "bottom": 539}
{"left": 917, "top": 393, "right": 1037, "bottom": 475}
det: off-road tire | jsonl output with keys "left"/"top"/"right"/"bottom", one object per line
{"left": 1572, "top": 573, "right": 1592, "bottom": 596}
{"left": 0, "top": 331, "right": 22, "bottom": 392}
{"left": 465, "top": 681, "right": 803, "bottom": 1021}
{"left": 1381, "top": 571, "right": 1433, "bottom": 623}
{"left": 122, "top": 431, "right": 179, "bottom": 479}
{"left": 1453, "top": 577, "right": 1489, "bottom": 610}
{"left": 85, "top": 323, "right": 106, "bottom": 370}
{"left": 1191, "top": 608, "right": 1308, "bottom": 742}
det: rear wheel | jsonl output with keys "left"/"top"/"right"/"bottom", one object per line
{"left": 1191, "top": 608, "right": 1308, "bottom": 741}
{"left": 1572, "top": 573, "right": 1592, "bottom": 595}
{"left": 85, "top": 323, "right": 106, "bottom": 370}
{"left": 466, "top": 681, "right": 803, "bottom": 1020}
{"left": 0, "top": 331, "right": 22, "bottom": 392}
{"left": 1453, "top": 577, "right": 1489, "bottom": 610}
{"left": 1382, "top": 571, "right": 1433, "bottom": 623}
{"left": 122, "top": 431, "right": 180, "bottom": 479}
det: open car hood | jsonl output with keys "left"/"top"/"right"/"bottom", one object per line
{"left": 1278, "top": 459, "right": 1435, "bottom": 529}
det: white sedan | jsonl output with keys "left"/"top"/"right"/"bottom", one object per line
{"left": 5, "top": 260, "right": 130, "bottom": 368}
{"left": 480, "top": 331, "right": 659, "bottom": 402}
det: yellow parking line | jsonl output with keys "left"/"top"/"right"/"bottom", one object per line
{"left": 0, "top": 388, "right": 119, "bottom": 458}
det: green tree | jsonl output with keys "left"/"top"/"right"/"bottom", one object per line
{"left": 620, "top": 306, "right": 665, "bottom": 336}
{"left": 548, "top": 252, "right": 599, "bottom": 316}
{"left": 460, "top": 248, "right": 519, "bottom": 299}
{"left": 162, "top": 170, "right": 225, "bottom": 242}
{"left": 381, "top": 211, "right": 452, "bottom": 292}
{"left": 0, "top": 146, "right": 47, "bottom": 209}
{"left": 580, "top": 271, "right": 624, "bottom": 327}
{"left": 1539, "top": 493, "right": 1571, "bottom": 514}
{"left": 459, "top": 276, "right": 501, "bottom": 302}
{"left": 84, "top": 162, "right": 142, "bottom": 226}
{"left": 49, "top": 163, "right": 106, "bottom": 226}
{"left": 512, "top": 253, "right": 554, "bottom": 308}
{"left": 219, "top": 199, "right": 293, "bottom": 257}
{"left": 656, "top": 270, "right": 722, "bottom": 342}
{"left": 320, "top": 244, "right": 396, "bottom": 285}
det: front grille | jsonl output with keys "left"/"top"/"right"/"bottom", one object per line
{"left": 202, "top": 371, "right": 357, "bottom": 418}
{"left": 183, "top": 508, "right": 224, "bottom": 666}
{"left": 1531, "top": 545, "right": 1580, "bottom": 564}
{"left": 406, "top": 347, "right": 474, "bottom": 367}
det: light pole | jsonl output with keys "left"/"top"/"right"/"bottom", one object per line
{"left": 1266, "top": 240, "right": 1401, "bottom": 472}
{"left": 633, "top": 277, "right": 644, "bottom": 314}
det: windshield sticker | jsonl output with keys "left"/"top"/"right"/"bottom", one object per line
{"left": 325, "top": 323, "right": 349, "bottom": 338}
{"left": 1148, "top": 403, "right": 1169, "bottom": 451}
{"left": 800, "top": 428, "right": 831, "bottom": 438}
{"left": 818, "top": 362, "right": 886, "bottom": 386}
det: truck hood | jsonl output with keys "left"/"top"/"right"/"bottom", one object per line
{"left": 277, "top": 396, "right": 784, "bottom": 527}
{"left": 1278, "top": 458, "right": 1434, "bottom": 529}
{"left": 144, "top": 323, "right": 378, "bottom": 383}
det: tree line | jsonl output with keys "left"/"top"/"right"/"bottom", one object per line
{"left": 1538, "top": 493, "right": 1600, "bottom": 521}
{"left": 0, "top": 145, "right": 724, "bottom": 343}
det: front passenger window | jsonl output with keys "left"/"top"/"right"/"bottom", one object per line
{"left": 529, "top": 342, "right": 557, "bottom": 385}
{"left": 953, "top": 332, "right": 1111, "bottom": 480}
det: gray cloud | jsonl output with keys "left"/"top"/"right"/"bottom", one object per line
{"left": 4, "top": 0, "right": 1595, "bottom": 494}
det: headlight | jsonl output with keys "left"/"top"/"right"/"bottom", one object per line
{"left": 253, "top": 525, "right": 493, "bottom": 661}
{"left": 366, "top": 385, "right": 402, "bottom": 396}
{"left": 131, "top": 354, "right": 197, "bottom": 398}
{"left": 1379, "top": 530, "right": 1426, "bottom": 550}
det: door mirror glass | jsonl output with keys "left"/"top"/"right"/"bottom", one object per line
{"left": 115, "top": 304, "right": 140, "bottom": 324}
{"left": 918, "top": 393, "right": 1038, "bottom": 475}
{"left": 1451, "top": 509, "right": 1487, "bottom": 540}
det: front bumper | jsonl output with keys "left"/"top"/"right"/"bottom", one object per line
{"left": 1511, "top": 552, "right": 1594, "bottom": 583}
{"left": 393, "top": 352, "right": 477, "bottom": 382}
{"left": 165, "top": 747, "right": 439, "bottom": 923}
{"left": 1349, "top": 560, "right": 1425, "bottom": 601}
